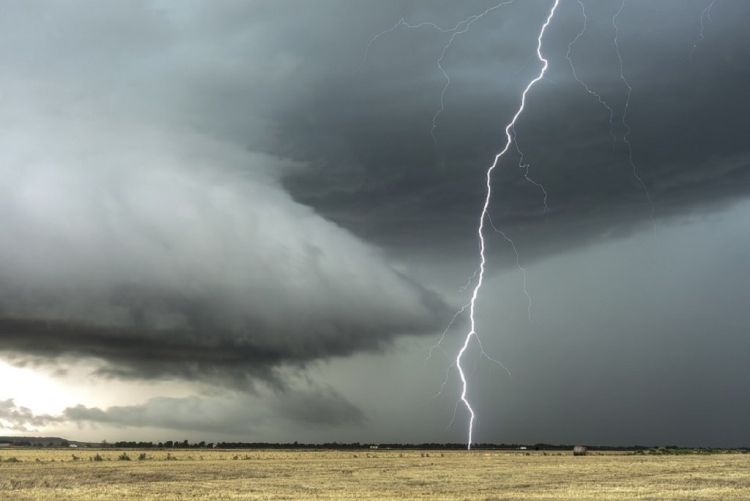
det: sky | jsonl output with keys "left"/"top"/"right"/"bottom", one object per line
{"left": 0, "top": 0, "right": 749, "bottom": 447}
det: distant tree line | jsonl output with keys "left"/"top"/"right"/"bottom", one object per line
{"left": 3, "top": 437, "right": 748, "bottom": 452}
{"left": 98, "top": 441, "right": 750, "bottom": 452}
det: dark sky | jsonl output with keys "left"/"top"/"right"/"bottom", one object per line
{"left": 0, "top": 0, "right": 749, "bottom": 447}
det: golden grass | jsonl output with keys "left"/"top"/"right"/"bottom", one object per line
{"left": 0, "top": 448, "right": 748, "bottom": 500}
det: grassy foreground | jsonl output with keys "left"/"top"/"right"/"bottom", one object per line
{"left": 1, "top": 448, "right": 749, "bottom": 500}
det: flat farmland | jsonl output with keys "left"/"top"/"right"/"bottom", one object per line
{"left": 1, "top": 448, "right": 748, "bottom": 500}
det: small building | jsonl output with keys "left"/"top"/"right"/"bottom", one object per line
{"left": 573, "top": 445, "right": 588, "bottom": 456}
{"left": 0, "top": 443, "right": 10, "bottom": 448}
{"left": 519, "top": 446, "right": 527, "bottom": 450}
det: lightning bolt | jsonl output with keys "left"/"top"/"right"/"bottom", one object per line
{"left": 512, "top": 125, "right": 549, "bottom": 212}
{"left": 457, "top": 0, "right": 559, "bottom": 450}
{"left": 567, "top": 1, "right": 653, "bottom": 218}
{"left": 426, "top": 303, "right": 470, "bottom": 363}
{"left": 364, "top": 19, "right": 456, "bottom": 66}
{"left": 692, "top": 0, "right": 719, "bottom": 59}
{"left": 430, "top": 1, "right": 516, "bottom": 144}
{"left": 364, "top": 2, "right": 515, "bottom": 144}
{"left": 613, "top": 0, "right": 654, "bottom": 218}
{"left": 458, "top": 267, "right": 480, "bottom": 293}
{"left": 367, "top": 4, "right": 527, "bottom": 421}
{"left": 428, "top": 298, "right": 511, "bottom": 400}
{"left": 487, "top": 213, "right": 532, "bottom": 322}
{"left": 566, "top": 0, "right": 617, "bottom": 147}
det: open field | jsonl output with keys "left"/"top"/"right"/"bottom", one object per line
{"left": 1, "top": 448, "right": 749, "bottom": 500}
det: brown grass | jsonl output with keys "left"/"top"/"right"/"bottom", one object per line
{"left": 1, "top": 448, "right": 748, "bottom": 499}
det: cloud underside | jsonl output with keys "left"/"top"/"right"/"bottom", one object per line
{"left": 0, "top": 312, "right": 427, "bottom": 385}
{"left": 278, "top": 2, "right": 750, "bottom": 254}
{"left": 0, "top": 95, "right": 447, "bottom": 384}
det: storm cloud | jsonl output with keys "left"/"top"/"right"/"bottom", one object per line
{"left": 0, "top": 54, "right": 447, "bottom": 384}
{"left": 0, "top": 1, "right": 749, "bottom": 445}
{"left": 278, "top": 0, "right": 750, "bottom": 260}
{"left": 2, "top": 0, "right": 747, "bottom": 268}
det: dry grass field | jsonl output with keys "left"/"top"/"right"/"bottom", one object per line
{"left": 1, "top": 448, "right": 748, "bottom": 500}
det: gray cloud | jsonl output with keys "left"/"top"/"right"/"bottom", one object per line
{"left": 276, "top": 0, "right": 750, "bottom": 258}
{"left": 0, "top": 66, "right": 448, "bottom": 385}
{"left": 64, "top": 387, "right": 364, "bottom": 434}
{"left": 0, "top": 399, "right": 61, "bottom": 432}
{"left": 269, "top": 387, "right": 365, "bottom": 427}
{"left": 1, "top": 386, "right": 363, "bottom": 435}
{"left": 1, "top": 0, "right": 747, "bottom": 260}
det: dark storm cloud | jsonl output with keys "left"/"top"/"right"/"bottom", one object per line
{"left": 0, "top": 1, "right": 451, "bottom": 383}
{"left": 2, "top": 0, "right": 745, "bottom": 261}
{"left": 273, "top": 0, "right": 750, "bottom": 259}
{"left": 0, "top": 316, "right": 406, "bottom": 385}
{"left": 0, "top": 0, "right": 748, "bottom": 404}
{"left": 0, "top": 114, "right": 447, "bottom": 383}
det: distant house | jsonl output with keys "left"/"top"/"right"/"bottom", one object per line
{"left": 369, "top": 445, "right": 379, "bottom": 449}
{"left": 519, "top": 446, "right": 527, "bottom": 450}
{"left": 0, "top": 443, "right": 10, "bottom": 448}
{"left": 573, "top": 445, "right": 588, "bottom": 456}
{"left": 69, "top": 444, "right": 79, "bottom": 448}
